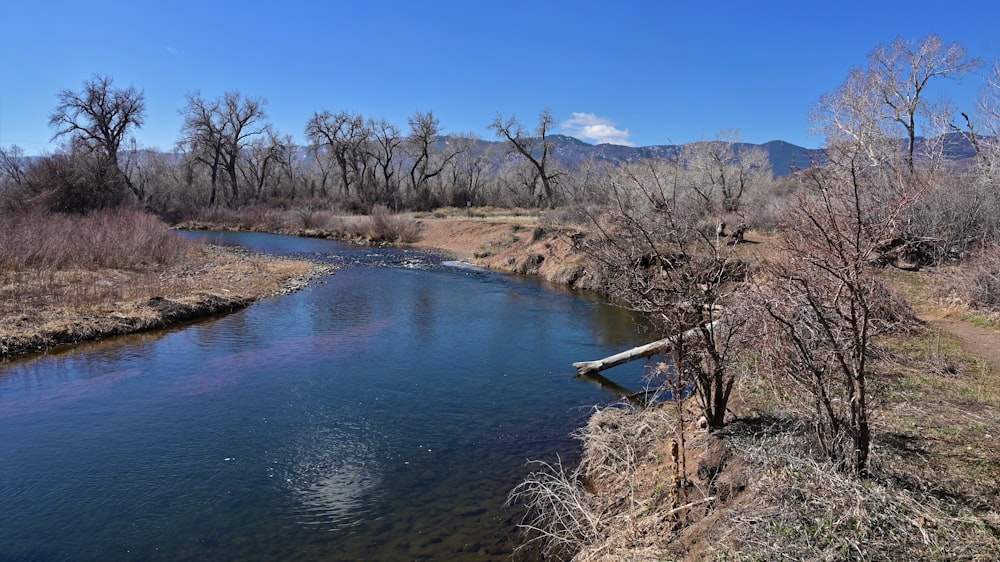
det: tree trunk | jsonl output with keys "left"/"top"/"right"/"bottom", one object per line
{"left": 574, "top": 320, "right": 721, "bottom": 376}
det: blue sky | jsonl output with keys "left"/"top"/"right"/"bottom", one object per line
{"left": 1, "top": 0, "right": 998, "bottom": 155}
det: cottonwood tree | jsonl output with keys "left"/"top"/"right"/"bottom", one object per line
{"left": 179, "top": 91, "right": 269, "bottom": 206}
{"left": 956, "top": 59, "right": 1000, "bottom": 181}
{"left": 218, "top": 92, "right": 269, "bottom": 205}
{"left": 818, "top": 34, "right": 980, "bottom": 175}
{"left": 367, "top": 118, "right": 402, "bottom": 205}
{"left": 406, "top": 110, "right": 460, "bottom": 209}
{"left": 241, "top": 132, "right": 287, "bottom": 202}
{"left": 0, "top": 145, "right": 27, "bottom": 191}
{"left": 816, "top": 35, "right": 986, "bottom": 264}
{"left": 305, "top": 111, "right": 368, "bottom": 198}
{"left": 490, "top": 109, "right": 560, "bottom": 208}
{"left": 443, "top": 134, "right": 490, "bottom": 206}
{"left": 179, "top": 93, "right": 226, "bottom": 205}
{"left": 48, "top": 75, "right": 146, "bottom": 205}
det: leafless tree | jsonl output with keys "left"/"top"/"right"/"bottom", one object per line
{"left": 682, "top": 131, "right": 771, "bottom": 214}
{"left": 179, "top": 92, "right": 268, "bottom": 206}
{"left": 305, "top": 111, "right": 368, "bottom": 198}
{"left": 750, "top": 137, "right": 917, "bottom": 478}
{"left": 818, "top": 34, "right": 980, "bottom": 175}
{"left": 580, "top": 161, "right": 748, "bottom": 430}
{"left": 367, "top": 117, "right": 402, "bottom": 205}
{"left": 406, "top": 110, "right": 460, "bottom": 208}
{"left": 49, "top": 74, "right": 146, "bottom": 201}
{"left": 0, "top": 145, "right": 27, "bottom": 190}
{"left": 240, "top": 132, "right": 286, "bottom": 202}
{"left": 956, "top": 59, "right": 1000, "bottom": 181}
{"left": 490, "top": 109, "right": 560, "bottom": 208}
{"left": 443, "top": 134, "right": 490, "bottom": 206}
{"left": 179, "top": 93, "right": 226, "bottom": 206}
{"left": 218, "top": 92, "right": 269, "bottom": 204}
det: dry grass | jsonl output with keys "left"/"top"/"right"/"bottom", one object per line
{"left": 363, "top": 205, "right": 421, "bottom": 243}
{"left": 714, "top": 427, "right": 1000, "bottom": 561}
{"left": 176, "top": 203, "right": 424, "bottom": 245}
{"left": 1, "top": 208, "right": 323, "bottom": 357}
{"left": 510, "top": 323, "right": 1000, "bottom": 561}
{"left": 0, "top": 207, "right": 190, "bottom": 271}
{"left": 508, "top": 405, "right": 688, "bottom": 561}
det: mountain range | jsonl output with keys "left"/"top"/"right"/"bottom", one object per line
{"left": 539, "top": 135, "right": 823, "bottom": 176}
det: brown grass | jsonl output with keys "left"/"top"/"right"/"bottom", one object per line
{"left": 1, "top": 208, "right": 323, "bottom": 357}
{"left": 363, "top": 205, "right": 421, "bottom": 243}
{"left": 175, "top": 203, "right": 425, "bottom": 245}
{"left": 0, "top": 207, "right": 190, "bottom": 271}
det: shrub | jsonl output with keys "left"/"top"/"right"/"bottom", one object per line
{"left": 0, "top": 207, "right": 189, "bottom": 272}
{"left": 364, "top": 206, "right": 421, "bottom": 243}
{"left": 965, "top": 240, "right": 1000, "bottom": 311}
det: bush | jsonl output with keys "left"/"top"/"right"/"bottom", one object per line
{"left": 24, "top": 151, "right": 130, "bottom": 213}
{"left": 364, "top": 206, "right": 421, "bottom": 243}
{"left": 0, "top": 207, "right": 189, "bottom": 272}
{"left": 965, "top": 240, "right": 1000, "bottom": 311}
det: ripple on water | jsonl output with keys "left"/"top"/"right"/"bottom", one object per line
{"left": 283, "top": 425, "right": 382, "bottom": 531}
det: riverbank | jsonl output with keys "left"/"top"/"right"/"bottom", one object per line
{"left": 0, "top": 242, "right": 329, "bottom": 359}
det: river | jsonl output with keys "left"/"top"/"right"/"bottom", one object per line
{"left": 0, "top": 231, "right": 648, "bottom": 561}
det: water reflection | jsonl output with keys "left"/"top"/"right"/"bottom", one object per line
{"left": 286, "top": 425, "right": 382, "bottom": 530}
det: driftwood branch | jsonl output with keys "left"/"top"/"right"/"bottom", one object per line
{"left": 573, "top": 319, "right": 722, "bottom": 376}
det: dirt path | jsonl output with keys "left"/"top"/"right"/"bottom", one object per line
{"left": 927, "top": 317, "right": 1000, "bottom": 374}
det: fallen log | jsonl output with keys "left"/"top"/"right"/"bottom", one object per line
{"left": 573, "top": 319, "right": 721, "bottom": 376}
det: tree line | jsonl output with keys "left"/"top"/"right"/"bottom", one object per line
{"left": 1, "top": 34, "right": 998, "bottom": 481}
{"left": 0, "top": 71, "right": 784, "bottom": 219}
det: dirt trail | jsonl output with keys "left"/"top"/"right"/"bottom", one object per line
{"left": 927, "top": 317, "right": 1000, "bottom": 374}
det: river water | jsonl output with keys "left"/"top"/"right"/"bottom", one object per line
{"left": 0, "top": 231, "right": 648, "bottom": 561}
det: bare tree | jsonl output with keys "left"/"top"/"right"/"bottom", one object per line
{"left": 683, "top": 131, "right": 771, "bottom": 215}
{"left": 444, "top": 134, "right": 490, "bottom": 206}
{"left": 0, "top": 145, "right": 27, "bottom": 190}
{"left": 218, "top": 92, "right": 269, "bottom": 204}
{"left": 490, "top": 109, "right": 560, "bottom": 208}
{"left": 179, "top": 92, "right": 268, "bottom": 206}
{"left": 580, "top": 161, "right": 748, "bottom": 430}
{"left": 406, "top": 110, "right": 460, "bottom": 208}
{"left": 49, "top": 74, "right": 146, "bottom": 200}
{"left": 957, "top": 59, "right": 1000, "bottom": 180}
{"left": 751, "top": 127, "right": 918, "bottom": 477}
{"left": 241, "top": 132, "right": 286, "bottom": 202}
{"left": 179, "top": 93, "right": 226, "bottom": 206}
{"left": 818, "top": 34, "right": 980, "bottom": 175}
{"left": 367, "top": 117, "right": 402, "bottom": 205}
{"left": 305, "top": 111, "right": 368, "bottom": 198}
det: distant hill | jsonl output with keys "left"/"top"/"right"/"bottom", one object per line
{"left": 491, "top": 133, "right": 982, "bottom": 177}
{"left": 16, "top": 134, "right": 982, "bottom": 181}
{"left": 466, "top": 134, "right": 824, "bottom": 177}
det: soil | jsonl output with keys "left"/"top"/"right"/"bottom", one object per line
{"left": 926, "top": 317, "right": 1000, "bottom": 373}
{"left": 408, "top": 216, "right": 601, "bottom": 290}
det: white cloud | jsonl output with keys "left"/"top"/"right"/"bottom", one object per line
{"left": 561, "top": 112, "right": 633, "bottom": 146}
